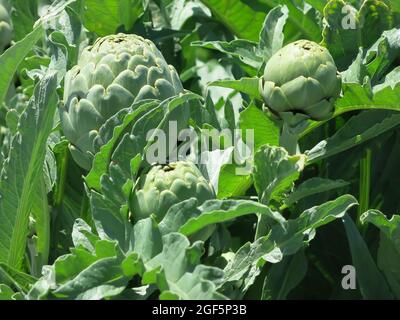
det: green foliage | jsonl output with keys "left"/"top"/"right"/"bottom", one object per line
{"left": 0, "top": 0, "right": 399, "bottom": 301}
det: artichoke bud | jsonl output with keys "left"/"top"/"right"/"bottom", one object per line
{"left": 61, "top": 33, "right": 184, "bottom": 170}
{"left": 260, "top": 40, "right": 342, "bottom": 125}
{"left": 0, "top": 3, "right": 12, "bottom": 51}
{"left": 131, "top": 161, "right": 215, "bottom": 222}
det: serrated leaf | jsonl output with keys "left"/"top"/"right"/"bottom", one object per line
{"left": 358, "top": 0, "right": 393, "bottom": 49}
{"left": 191, "top": 39, "right": 262, "bottom": 71}
{"left": 253, "top": 145, "right": 306, "bottom": 206}
{"left": 224, "top": 195, "right": 357, "bottom": 286}
{"left": 322, "top": 0, "right": 361, "bottom": 70}
{"left": 373, "top": 67, "right": 400, "bottom": 93}
{"left": 85, "top": 100, "right": 159, "bottom": 191}
{"left": 279, "top": 0, "right": 321, "bottom": 41}
{"left": 302, "top": 81, "right": 400, "bottom": 137}
{"left": 178, "top": 199, "right": 285, "bottom": 236}
{"left": 143, "top": 232, "right": 226, "bottom": 299}
{"left": 28, "top": 223, "right": 143, "bottom": 300}
{"left": 364, "top": 28, "right": 400, "bottom": 83}
{"left": 258, "top": 5, "right": 289, "bottom": 62}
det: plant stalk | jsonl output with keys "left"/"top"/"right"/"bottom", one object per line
{"left": 53, "top": 147, "right": 69, "bottom": 208}
{"left": 255, "top": 213, "right": 269, "bottom": 240}
{"left": 280, "top": 123, "right": 299, "bottom": 155}
{"left": 358, "top": 148, "right": 371, "bottom": 233}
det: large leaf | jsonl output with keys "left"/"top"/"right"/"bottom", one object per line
{"left": 191, "top": 40, "right": 262, "bottom": 72}
{"left": 279, "top": 0, "right": 321, "bottom": 42}
{"left": 284, "top": 178, "right": 349, "bottom": 207}
{"left": 200, "top": 0, "right": 266, "bottom": 41}
{"left": 29, "top": 245, "right": 141, "bottom": 299}
{"left": 0, "top": 263, "right": 37, "bottom": 294}
{"left": 169, "top": 199, "right": 285, "bottom": 237}
{"left": 302, "top": 81, "right": 400, "bottom": 137}
{"left": 358, "top": 0, "right": 393, "bottom": 50}
{"left": 322, "top": 0, "right": 361, "bottom": 70}
{"left": 253, "top": 145, "right": 306, "bottom": 206}
{"left": 342, "top": 214, "right": 393, "bottom": 299}
{"left": 239, "top": 103, "right": 280, "bottom": 151}
{"left": 85, "top": 100, "right": 159, "bottom": 191}
{"left": 307, "top": 110, "right": 400, "bottom": 163}
{"left": 364, "top": 28, "right": 400, "bottom": 84}
{"left": 143, "top": 232, "right": 226, "bottom": 300}
{"left": 361, "top": 210, "right": 400, "bottom": 298}
{"left": 0, "top": 28, "right": 43, "bottom": 108}
{"left": 261, "top": 249, "right": 308, "bottom": 300}
{"left": 258, "top": 5, "right": 289, "bottom": 62}
{"left": 79, "top": 0, "right": 147, "bottom": 36}
{"left": 29, "top": 219, "right": 225, "bottom": 300}
{"left": 168, "top": 0, "right": 211, "bottom": 30}
{"left": 0, "top": 284, "right": 17, "bottom": 300}
{"left": 223, "top": 195, "right": 357, "bottom": 290}
{"left": 9, "top": 0, "right": 38, "bottom": 41}
{"left": 209, "top": 78, "right": 261, "bottom": 98}
{"left": 29, "top": 175, "right": 51, "bottom": 277}
{"left": 0, "top": 72, "right": 58, "bottom": 270}
{"left": 0, "top": 0, "right": 74, "bottom": 108}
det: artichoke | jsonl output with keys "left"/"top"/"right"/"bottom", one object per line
{"left": 0, "top": 3, "right": 12, "bottom": 51}
{"left": 131, "top": 161, "right": 215, "bottom": 222}
{"left": 260, "top": 40, "right": 342, "bottom": 123}
{"left": 61, "top": 33, "right": 184, "bottom": 170}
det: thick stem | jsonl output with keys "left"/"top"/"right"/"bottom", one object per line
{"left": 358, "top": 148, "right": 371, "bottom": 233}
{"left": 29, "top": 175, "right": 50, "bottom": 277}
{"left": 255, "top": 213, "right": 270, "bottom": 240}
{"left": 53, "top": 146, "right": 69, "bottom": 208}
{"left": 280, "top": 123, "right": 299, "bottom": 155}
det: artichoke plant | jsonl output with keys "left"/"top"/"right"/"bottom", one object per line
{"left": 260, "top": 40, "right": 342, "bottom": 124}
{"left": 61, "top": 33, "right": 184, "bottom": 170}
{"left": 131, "top": 161, "right": 215, "bottom": 222}
{"left": 0, "top": 2, "right": 12, "bottom": 51}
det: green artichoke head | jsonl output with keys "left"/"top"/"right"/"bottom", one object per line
{"left": 0, "top": 4, "right": 12, "bottom": 51}
{"left": 260, "top": 40, "right": 342, "bottom": 124}
{"left": 131, "top": 161, "right": 215, "bottom": 222}
{"left": 61, "top": 33, "right": 184, "bottom": 170}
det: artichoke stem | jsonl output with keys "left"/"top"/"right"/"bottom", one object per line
{"left": 280, "top": 123, "right": 299, "bottom": 155}
{"left": 255, "top": 214, "right": 269, "bottom": 240}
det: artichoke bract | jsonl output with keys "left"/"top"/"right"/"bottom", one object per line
{"left": 260, "top": 40, "right": 341, "bottom": 123}
{"left": 61, "top": 33, "right": 184, "bottom": 170}
{"left": 131, "top": 161, "right": 215, "bottom": 222}
{"left": 0, "top": 3, "right": 12, "bottom": 51}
